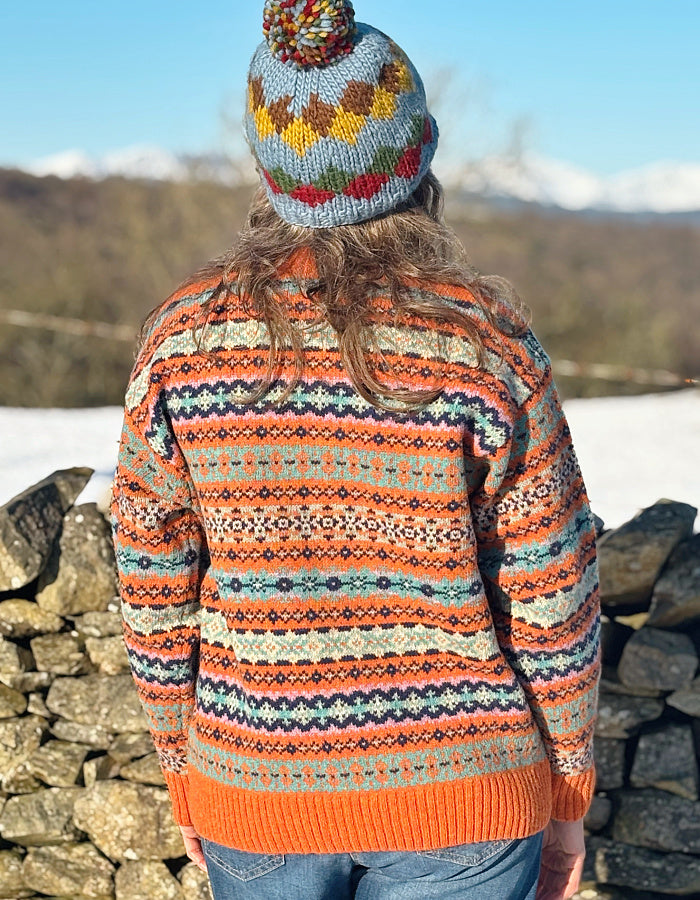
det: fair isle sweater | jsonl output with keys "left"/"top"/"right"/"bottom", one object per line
{"left": 111, "top": 249, "right": 601, "bottom": 855}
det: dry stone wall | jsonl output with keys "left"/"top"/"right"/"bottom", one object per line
{"left": 0, "top": 470, "right": 699, "bottom": 900}
{"left": 0, "top": 470, "right": 212, "bottom": 900}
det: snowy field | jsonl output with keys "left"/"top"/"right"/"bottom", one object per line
{"left": 1, "top": 390, "right": 698, "bottom": 531}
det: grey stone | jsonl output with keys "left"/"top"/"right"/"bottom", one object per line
{"left": 612, "top": 788, "right": 700, "bottom": 854}
{"left": 0, "top": 786, "right": 84, "bottom": 845}
{"left": 73, "top": 781, "right": 185, "bottom": 861}
{"left": 630, "top": 724, "right": 699, "bottom": 799}
{"left": 0, "top": 634, "right": 33, "bottom": 673}
{"left": 46, "top": 673, "right": 148, "bottom": 733}
{"left": 668, "top": 675, "right": 700, "bottom": 717}
{"left": 593, "top": 737, "right": 627, "bottom": 790}
{"left": 0, "top": 847, "right": 33, "bottom": 899}
{"left": 599, "top": 665, "right": 663, "bottom": 698}
{"left": 26, "top": 691, "right": 51, "bottom": 717}
{"left": 85, "top": 635, "right": 130, "bottom": 675}
{"left": 83, "top": 754, "right": 121, "bottom": 789}
{"left": 26, "top": 740, "right": 91, "bottom": 787}
{"left": 0, "top": 715, "right": 47, "bottom": 792}
{"left": 50, "top": 718, "right": 114, "bottom": 749}
{"left": 22, "top": 842, "right": 115, "bottom": 898}
{"left": 3, "top": 764, "right": 42, "bottom": 794}
{"left": 178, "top": 864, "right": 214, "bottom": 900}
{"left": 30, "top": 632, "right": 90, "bottom": 675}
{"left": 618, "top": 627, "right": 697, "bottom": 692}
{"left": 597, "top": 499, "right": 697, "bottom": 611}
{"left": 119, "top": 752, "right": 165, "bottom": 785}
{"left": 115, "top": 859, "right": 184, "bottom": 900}
{"left": 0, "top": 598, "right": 63, "bottom": 638}
{"left": 584, "top": 794, "right": 613, "bottom": 832}
{"left": 594, "top": 692, "right": 664, "bottom": 739}
{"left": 585, "top": 835, "right": 700, "bottom": 893}
{"left": 647, "top": 534, "right": 700, "bottom": 628}
{"left": 36, "top": 504, "right": 118, "bottom": 616}
{"left": 71, "top": 609, "right": 122, "bottom": 638}
{"left": 0, "top": 468, "right": 93, "bottom": 592}
{"left": 108, "top": 731, "right": 155, "bottom": 764}
{"left": 0, "top": 682, "right": 27, "bottom": 717}
{"left": 0, "top": 670, "right": 53, "bottom": 692}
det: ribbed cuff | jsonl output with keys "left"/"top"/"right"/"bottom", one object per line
{"left": 551, "top": 766, "right": 597, "bottom": 821}
{"left": 163, "top": 769, "right": 193, "bottom": 826}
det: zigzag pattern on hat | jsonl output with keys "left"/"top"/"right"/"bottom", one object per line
{"left": 249, "top": 60, "right": 414, "bottom": 157}
{"left": 263, "top": 114, "right": 434, "bottom": 207}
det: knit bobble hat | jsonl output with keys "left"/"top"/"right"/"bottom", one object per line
{"left": 244, "top": 1, "right": 439, "bottom": 228}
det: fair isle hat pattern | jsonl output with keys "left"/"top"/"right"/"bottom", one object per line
{"left": 244, "top": 1, "right": 439, "bottom": 228}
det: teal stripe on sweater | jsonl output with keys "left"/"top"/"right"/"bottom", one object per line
{"left": 186, "top": 728, "right": 548, "bottom": 792}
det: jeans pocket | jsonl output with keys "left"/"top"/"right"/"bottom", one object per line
{"left": 416, "top": 836, "right": 519, "bottom": 866}
{"left": 201, "top": 837, "right": 286, "bottom": 882}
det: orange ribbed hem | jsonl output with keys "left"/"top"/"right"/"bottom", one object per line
{"left": 551, "top": 766, "right": 597, "bottom": 821}
{"left": 175, "top": 759, "right": 554, "bottom": 854}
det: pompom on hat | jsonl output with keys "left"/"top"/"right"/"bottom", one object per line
{"left": 263, "top": 0, "right": 357, "bottom": 67}
{"left": 244, "top": 1, "right": 439, "bottom": 228}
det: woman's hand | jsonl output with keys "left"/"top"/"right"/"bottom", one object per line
{"left": 179, "top": 825, "right": 208, "bottom": 873}
{"left": 536, "top": 817, "right": 587, "bottom": 900}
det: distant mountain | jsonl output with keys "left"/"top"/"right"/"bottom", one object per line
{"left": 437, "top": 155, "right": 700, "bottom": 215}
{"left": 18, "top": 145, "right": 700, "bottom": 215}
{"left": 25, "top": 146, "right": 185, "bottom": 181}
{"left": 24, "top": 145, "right": 255, "bottom": 185}
{"left": 439, "top": 155, "right": 604, "bottom": 211}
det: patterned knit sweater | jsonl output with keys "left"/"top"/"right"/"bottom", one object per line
{"left": 111, "top": 249, "right": 601, "bottom": 854}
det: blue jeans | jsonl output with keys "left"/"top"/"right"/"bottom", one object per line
{"left": 201, "top": 830, "right": 544, "bottom": 900}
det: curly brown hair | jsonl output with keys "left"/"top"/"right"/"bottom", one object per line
{"left": 141, "top": 170, "right": 529, "bottom": 411}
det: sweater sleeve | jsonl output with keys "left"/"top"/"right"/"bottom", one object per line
{"left": 470, "top": 364, "right": 601, "bottom": 822}
{"left": 110, "top": 374, "right": 205, "bottom": 827}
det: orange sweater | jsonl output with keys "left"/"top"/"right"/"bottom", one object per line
{"left": 111, "top": 250, "right": 601, "bottom": 853}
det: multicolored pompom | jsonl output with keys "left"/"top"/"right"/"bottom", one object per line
{"left": 263, "top": 0, "right": 357, "bottom": 67}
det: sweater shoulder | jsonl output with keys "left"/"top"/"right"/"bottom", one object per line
{"left": 134, "top": 269, "right": 225, "bottom": 373}
{"left": 423, "top": 280, "right": 552, "bottom": 408}
{"left": 124, "top": 268, "right": 225, "bottom": 415}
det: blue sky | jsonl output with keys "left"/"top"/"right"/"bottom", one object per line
{"left": 1, "top": 1, "right": 698, "bottom": 175}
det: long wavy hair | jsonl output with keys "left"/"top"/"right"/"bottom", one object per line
{"left": 141, "top": 170, "right": 528, "bottom": 412}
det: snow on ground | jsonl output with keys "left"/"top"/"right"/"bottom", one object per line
{"left": 1, "top": 407, "right": 124, "bottom": 510}
{"left": 1, "top": 390, "right": 698, "bottom": 530}
{"left": 562, "top": 389, "right": 699, "bottom": 530}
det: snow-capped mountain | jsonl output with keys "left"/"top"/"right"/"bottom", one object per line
{"left": 604, "top": 162, "right": 700, "bottom": 214}
{"left": 26, "top": 149, "right": 100, "bottom": 180}
{"left": 26, "top": 146, "right": 191, "bottom": 182}
{"left": 16, "top": 145, "right": 700, "bottom": 214}
{"left": 435, "top": 155, "right": 700, "bottom": 214}
{"left": 24, "top": 145, "right": 256, "bottom": 185}
{"left": 438, "top": 155, "right": 604, "bottom": 211}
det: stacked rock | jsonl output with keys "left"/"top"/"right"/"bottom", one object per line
{"left": 0, "top": 469, "right": 212, "bottom": 900}
{"left": 579, "top": 499, "right": 700, "bottom": 899}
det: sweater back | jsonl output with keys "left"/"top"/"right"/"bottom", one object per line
{"left": 111, "top": 250, "right": 601, "bottom": 853}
